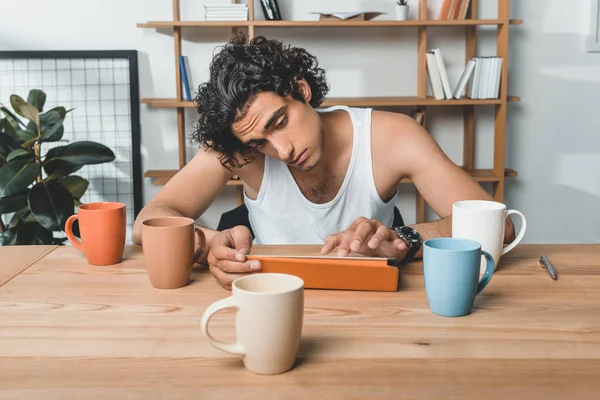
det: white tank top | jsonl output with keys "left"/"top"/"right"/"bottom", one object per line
{"left": 244, "top": 105, "right": 398, "bottom": 244}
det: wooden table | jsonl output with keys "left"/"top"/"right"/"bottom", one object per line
{"left": 1, "top": 244, "right": 599, "bottom": 399}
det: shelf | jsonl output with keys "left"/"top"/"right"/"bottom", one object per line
{"left": 144, "top": 168, "right": 517, "bottom": 187}
{"left": 141, "top": 96, "right": 520, "bottom": 109}
{"left": 137, "top": 19, "right": 523, "bottom": 29}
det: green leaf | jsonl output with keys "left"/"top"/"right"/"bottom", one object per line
{"left": 16, "top": 129, "right": 37, "bottom": 142}
{"left": 0, "top": 159, "right": 39, "bottom": 197}
{"left": 26, "top": 120, "right": 37, "bottom": 133}
{"left": 43, "top": 159, "right": 83, "bottom": 179}
{"left": 40, "top": 110, "right": 61, "bottom": 126}
{"left": 8, "top": 208, "right": 35, "bottom": 229}
{"left": 6, "top": 148, "right": 31, "bottom": 162}
{"left": 44, "top": 141, "right": 115, "bottom": 166}
{"left": 35, "top": 109, "right": 68, "bottom": 143}
{"left": 40, "top": 115, "right": 64, "bottom": 142}
{"left": 28, "top": 180, "right": 74, "bottom": 231}
{"left": 12, "top": 221, "right": 54, "bottom": 245}
{"left": 0, "top": 134, "right": 22, "bottom": 166}
{"left": 10, "top": 95, "right": 40, "bottom": 129}
{"left": 27, "top": 89, "right": 47, "bottom": 112}
{"left": 0, "top": 228, "right": 17, "bottom": 246}
{"left": 21, "top": 138, "right": 37, "bottom": 150}
{"left": 1, "top": 107, "right": 25, "bottom": 137}
{"left": 45, "top": 106, "right": 69, "bottom": 120}
{"left": 0, "top": 192, "right": 28, "bottom": 213}
{"left": 57, "top": 175, "right": 88, "bottom": 199}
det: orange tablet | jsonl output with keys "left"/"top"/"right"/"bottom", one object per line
{"left": 246, "top": 255, "right": 400, "bottom": 292}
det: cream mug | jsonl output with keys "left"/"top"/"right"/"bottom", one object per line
{"left": 200, "top": 273, "right": 304, "bottom": 375}
{"left": 452, "top": 200, "right": 526, "bottom": 273}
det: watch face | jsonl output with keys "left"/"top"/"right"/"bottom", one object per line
{"left": 399, "top": 226, "right": 421, "bottom": 245}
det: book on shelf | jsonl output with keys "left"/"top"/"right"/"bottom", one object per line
{"left": 179, "top": 55, "right": 192, "bottom": 101}
{"left": 426, "top": 48, "right": 502, "bottom": 100}
{"left": 464, "top": 57, "right": 502, "bottom": 100}
{"left": 438, "top": 0, "right": 471, "bottom": 20}
{"left": 204, "top": 3, "right": 248, "bottom": 21}
{"left": 426, "top": 48, "right": 453, "bottom": 100}
{"left": 310, "top": 12, "right": 385, "bottom": 21}
{"left": 259, "top": 0, "right": 282, "bottom": 20}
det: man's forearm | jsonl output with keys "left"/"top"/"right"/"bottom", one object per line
{"left": 407, "top": 214, "right": 516, "bottom": 259}
{"left": 408, "top": 216, "right": 452, "bottom": 258}
{"left": 195, "top": 225, "right": 218, "bottom": 265}
{"left": 132, "top": 205, "right": 218, "bottom": 265}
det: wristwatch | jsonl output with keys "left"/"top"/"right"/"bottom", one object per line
{"left": 391, "top": 225, "right": 422, "bottom": 262}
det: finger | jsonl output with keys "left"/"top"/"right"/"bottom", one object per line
{"left": 209, "top": 265, "right": 256, "bottom": 290}
{"left": 377, "top": 238, "right": 408, "bottom": 258}
{"left": 367, "top": 225, "right": 394, "bottom": 249}
{"left": 350, "top": 220, "right": 377, "bottom": 252}
{"left": 209, "top": 264, "right": 235, "bottom": 290}
{"left": 232, "top": 227, "right": 253, "bottom": 255}
{"left": 393, "top": 237, "right": 408, "bottom": 251}
{"left": 217, "top": 258, "right": 261, "bottom": 273}
{"left": 211, "top": 237, "right": 247, "bottom": 263}
{"left": 337, "top": 231, "right": 355, "bottom": 257}
{"left": 321, "top": 234, "right": 341, "bottom": 254}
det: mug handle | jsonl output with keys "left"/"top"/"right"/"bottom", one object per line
{"left": 193, "top": 226, "right": 206, "bottom": 263}
{"left": 65, "top": 214, "right": 84, "bottom": 253}
{"left": 501, "top": 210, "right": 527, "bottom": 255}
{"left": 476, "top": 250, "right": 495, "bottom": 294}
{"left": 200, "top": 296, "right": 245, "bottom": 356}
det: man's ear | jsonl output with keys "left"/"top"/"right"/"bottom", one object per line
{"left": 295, "top": 78, "right": 312, "bottom": 103}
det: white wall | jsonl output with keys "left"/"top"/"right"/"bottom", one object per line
{"left": 1, "top": 0, "right": 598, "bottom": 243}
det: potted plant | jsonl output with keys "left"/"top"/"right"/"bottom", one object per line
{"left": 395, "top": 0, "right": 409, "bottom": 20}
{"left": 0, "top": 89, "right": 116, "bottom": 245}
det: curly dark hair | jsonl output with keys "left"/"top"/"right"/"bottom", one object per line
{"left": 191, "top": 33, "right": 329, "bottom": 169}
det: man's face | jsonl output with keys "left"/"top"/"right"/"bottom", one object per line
{"left": 231, "top": 83, "right": 322, "bottom": 172}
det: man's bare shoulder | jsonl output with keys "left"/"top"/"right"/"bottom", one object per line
{"left": 371, "top": 109, "right": 418, "bottom": 131}
{"left": 370, "top": 110, "right": 439, "bottom": 174}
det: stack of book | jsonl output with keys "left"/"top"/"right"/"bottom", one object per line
{"left": 204, "top": 3, "right": 248, "bottom": 21}
{"left": 426, "top": 48, "right": 502, "bottom": 100}
{"left": 438, "top": 0, "right": 472, "bottom": 20}
{"left": 463, "top": 57, "right": 503, "bottom": 100}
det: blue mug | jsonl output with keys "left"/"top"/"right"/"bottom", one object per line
{"left": 423, "top": 237, "right": 495, "bottom": 317}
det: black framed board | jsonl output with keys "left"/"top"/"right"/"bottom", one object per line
{"left": 0, "top": 50, "right": 142, "bottom": 240}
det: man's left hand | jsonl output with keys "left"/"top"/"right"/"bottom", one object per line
{"left": 321, "top": 217, "right": 408, "bottom": 259}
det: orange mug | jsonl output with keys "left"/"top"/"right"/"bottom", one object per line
{"left": 65, "top": 202, "right": 126, "bottom": 266}
{"left": 141, "top": 217, "right": 205, "bottom": 289}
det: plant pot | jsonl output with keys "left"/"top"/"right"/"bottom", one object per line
{"left": 395, "top": 5, "right": 409, "bottom": 20}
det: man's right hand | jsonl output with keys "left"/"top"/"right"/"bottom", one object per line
{"left": 207, "top": 225, "right": 261, "bottom": 290}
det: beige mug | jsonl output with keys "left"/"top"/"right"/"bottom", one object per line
{"left": 141, "top": 216, "right": 205, "bottom": 289}
{"left": 201, "top": 273, "right": 304, "bottom": 375}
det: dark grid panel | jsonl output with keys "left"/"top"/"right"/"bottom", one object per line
{"left": 0, "top": 55, "right": 140, "bottom": 243}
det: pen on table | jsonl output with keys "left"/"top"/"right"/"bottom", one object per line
{"left": 539, "top": 255, "right": 558, "bottom": 280}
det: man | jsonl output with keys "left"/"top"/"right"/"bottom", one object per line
{"left": 133, "top": 34, "right": 515, "bottom": 289}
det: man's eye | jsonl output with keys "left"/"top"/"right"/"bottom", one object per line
{"left": 276, "top": 116, "right": 287, "bottom": 129}
{"left": 247, "top": 140, "right": 266, "bottom": 149}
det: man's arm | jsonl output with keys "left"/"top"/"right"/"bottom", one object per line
{"left": 132, "top": 148, "right": 232, "bottom": 264}
{"left": 373, "top": 111, "right": 515, "bottom": 258}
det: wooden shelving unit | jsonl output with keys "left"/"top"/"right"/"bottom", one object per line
{"left": 137, "top": 18, "right": 522, "bottom": 28}
{"left": 141, "top": 96, "right": 520, "bottom": 108}
{"left": 138, "top": 0, "right": 520, "bottom": 224}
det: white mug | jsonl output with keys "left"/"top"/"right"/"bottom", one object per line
{"left": 452, "top": 200, "right": 526, "bottom": 273}
{"left": 200, "top": 273, "right": 304, "bottom": 375}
